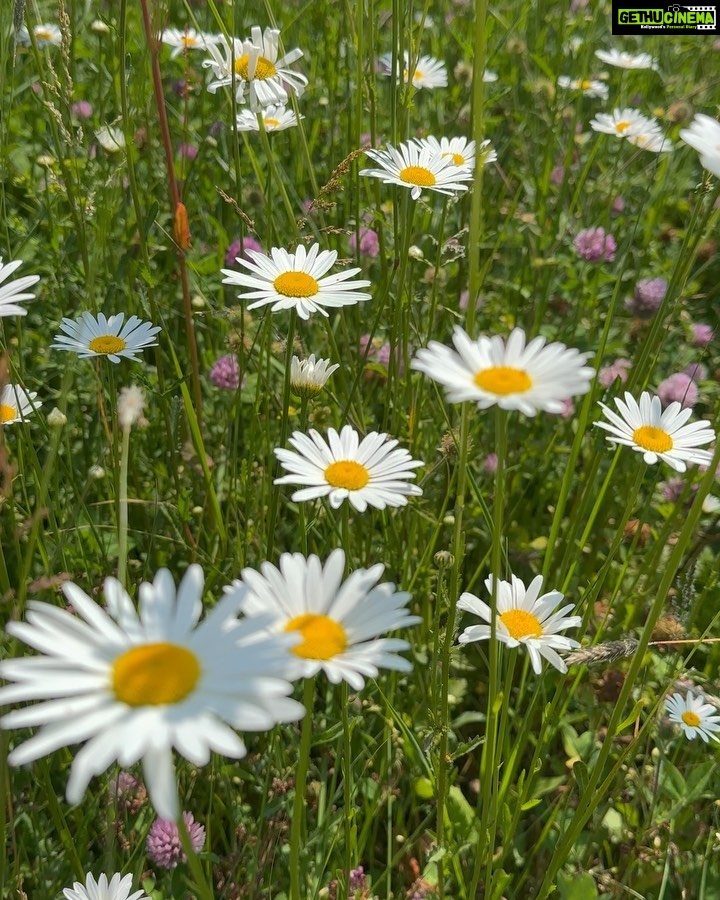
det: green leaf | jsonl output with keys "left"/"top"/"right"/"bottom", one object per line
{"left": 556, "top": 871, "right": 599, "bottom": 899}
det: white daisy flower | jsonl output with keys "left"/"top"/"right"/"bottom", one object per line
{"left": 0, "top": 257, "right": 40, "bottom": 317}
{"left": 483, "top": 68, "right": 498, "bottom": 83}
{"left": 226, "top": 549, "right": 421, "bottom": 690}
{"left": 557, "top": 76, "right": 609, "bottom": 100}
{"left": 17, "top": 24, "right": 62, "bottom": 46}
{"left": 51, "top": 312, "right": 161, "bottom": 363}
{"left": 679, "top": 113, "right": 720, "bottom": 178}
{"left": 161, "top": 27, "right": 218, "bottom": 58}
{"left": 423, "top": 136, "right": 498, "bottom": 173}
{"left": 63, "top": 873, "right": 148, "bottom": 900}
{"left": 0, "top": 566, "right": 303, "bottom": 819}
{"left": 412, "top": 326, "right": 594, "bottom": 416}
{"left": 0, "top": 385, "right": 40, "bottom": 425}
{"left": 626, "top": 129, "right": 673, "bottom": 153}
{"left": 594, "top": 48, "right": 657, "bottom": 70}
{"left": 360, "top": 140, "right": 473, "bottom": 200}
{"left": 665, "top": 690, "right": 720, "bottom": 742}
{"left": 95, "top": 125, "right": 126, "bottom": 153}
{"left": 235, "top": 105, "right": 302, "bottom": 132}
{"left": 274, "top": 424, "right": 424, "bottom": 512}
{"left": 379, "top": 52, "right": 448, "bottom": 89}
{"left": 595, "top": 391, "right": 715, "bottom": 473}
{"left": 458, "top": 574, "right": 581, "bottom": 674}
{"left": 290, "top": 354, "right": 339, "bottom": 399}
{"left": 221, "top": 243, "right": 371, "bottom": 320}
{"left": 590, "top": 108, "right": 659, "bottom": 138}
{"left": 202, "top": 27, "right": 307, "bottom": 110}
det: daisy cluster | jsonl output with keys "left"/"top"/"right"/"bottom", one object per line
{"left": 161, "top": 24, "right": 306, "bottom": 131}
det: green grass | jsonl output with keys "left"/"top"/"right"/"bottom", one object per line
{"left": 1, "top": 0, "right": 720, "bottom": 897}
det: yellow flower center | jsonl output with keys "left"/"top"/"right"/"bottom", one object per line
{"left": 285, "top": 613, "right": 348, "bottom": 660}
{"left": 264, "top": 117, "right": 280, "bottom": 128}
{"left": 474, "top": 366, "right": 533, "bottom": 396}
{"left": 324, "top": 460, "right": 370, "bottom": 490}
{"left": 36, "top": 29, "right": 53, "bottom": 41}
{"left": 580, "top": 79, "right": 593, "bottom": 90}
{"left": 0, "top": 404, "right": 17, "bottom": 423}
{"left": 499, "top": 609, "right": 543, "bottom": 640}
{"left": 399, "top": 165, "right": 436, "bottom": 187}
{"left": 88, "top": 335, "right": 127, "bottom": 355}
{"left": 681, "top": 710, "right": 701, "bottom": 728}
{"left": 181, "top": 35, "right": 198, "bottom": 47}
{"left": 413, "top": 68, "right": 424, "bottom": 81}
{"left": 442, "top": 151, "right": 467, "bottom": 165}
{"left": 112, "top": 642, "right": 201, "bottom": 706}
{"left": 273, "top": 271, "right": 319, "bottom": 298}
{"left": 615, "top": 120, "right": 632, "bottom": 133}
{"left": 632, "top": 425, "right": 673, "bottom": 453}
{"left": 235, "top": 54, "right": 277, "bottom": 80}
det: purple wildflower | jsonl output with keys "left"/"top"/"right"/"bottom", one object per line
{"left": 349, "top": 227, "right": 380, "bottom": 258}
{"left": 598, "top": 358, "right": 632, "bottom": 388}
{"left": 146, "top": 811, "right": 206, "bottom": 869}
{"left": 224, "top": 236, "right": 262, "bottom": 268}
{"left": 573, "top": 227, "right": 616, "bottom": 263}
{"left": 691, "top": 323, "right": 713, "bottom": 347}
{"left": 178, "top": 143, "right": 198, "bottom": 160}
{"left": 210, "top": 354, "right": 242, "bottom": 389}
{"left": 71, "top": 100, "right": 93, "bottom": 119}
{"left": 349, "top": 866, "right": 367, "bottom": 892}
{"left": 625, "top": 277, "right": 667, "bottom": 318}
{"left": 660, "top": 477, "right": 688, "bottom": 503}
{"left": 657, "top": 372, "right": 698, "bottom": 409}
{"left": 483, "top": 453, "right": 498, "bottom": 474}
{"left": 684, "top": 362, "right": 707, "bottom": 383}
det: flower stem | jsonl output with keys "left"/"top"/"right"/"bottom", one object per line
{"left": 117, "top": 422, "right": 131, "bottom": 590}
{"left": 266, "top": 310, "right": 297, "bottom": 556}
{"left": 177, "top": 812, "right": 213, "bottom": 900}
{"left": 290, "top": 676, "right": 315, "bottom": 900}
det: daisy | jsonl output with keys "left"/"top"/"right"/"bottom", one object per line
{"left": 424, "top": 136, "right": 498, "bottom": 173}
{"left": 290, "top": 354, "right": 339, "bottom": 399}
{"left": 0, "top": 566, "right": 303, "bottom": 819}
{"left": 0, "top": 385, "right": 40, "bottom": 424}
{"left": 274, "top": 424, "right": 424, "bottom": 512}
{"left": 202, "top": 27, "right": 307, "bottom": 110}
{"left": 595, "top": 391, "right": 715, "bottom": 472}
{"left": 557, "top": 76, "right": 609, "bottom": 100}
{"left": 679, "top": 114, "right": 720, "bottom": 178}
{"left": 379, "top": 52, "right": 448, "bottom": 89}
{"left": 63, "top": 873, "right": 148, "bottom": 900}
{"left": 161, "top": 27, "right": 217, "bottom": 58}
{"left": 51, "top": 312, "right": 161, "bottom": 363}
{"left": 0, "top": 257, "right": 40, "bottom": 316}
{"left": 226, "top": 549, "right": 421, "bottom": 690}
{"left": 595, "top": 48, "right": 657, "bottom": 70}
{"left": 360, "top": 140, "right": 473, "bottom": 200}
{"left": 18, "top": 24, "right": 62, "bottom": 46}
{"left": 221, "top": 243, "right": 371, "bottom": 320}
{"left": 665, "top": 691, "right": 720, "bottom": 742}
{"left": 235, "top": 105, "right": 302, "bottom": 132}
{"left": 458, "top": 574, "right": 581, "bottom": 674}
{"left": 412, "top": 326, "right": 594, "bottom": 416}
{"left": 590, "top": 108, "right": 658, "bottom": 138}
{"left": 626, "top": 129, "right": 673, "bottom": 153}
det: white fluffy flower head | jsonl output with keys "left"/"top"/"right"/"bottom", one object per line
{"left": 274, "top": 424, "right": 424, "bottom": 512}
{"left": 222, "top": 243, "right": 371, "bottom": 320}
{"left": 226, "top": 549, "right": 421, "bottom": 690}
{"left": 0, "top": 258, "right": 40, "bottom": 317}
{"left": 458, "top": 574, "right": 581, "bottom": 674}
{"left": 0, "top": 566, "right": 303, "bottom": 818}
{"left": 412, "top": 326, "right": 594, "bottom": 416}
{"left": 595, "top": 391, "right": 715, "bottom": 472}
